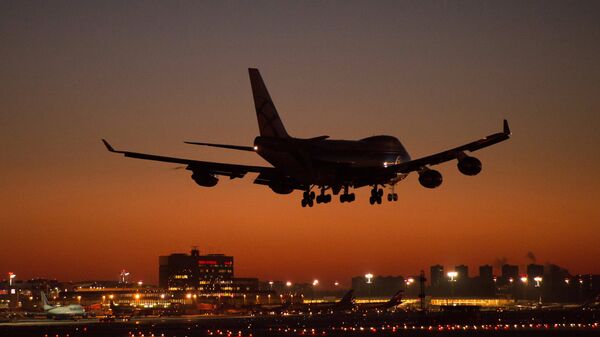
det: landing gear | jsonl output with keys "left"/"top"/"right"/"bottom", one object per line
{"left": 339, "top": 185, "right": 355, "bottom": 203}
{"left": 387, "top": 193, "right": 398, "bottom": 201}
{"left": 316, "top": 187, "right": 332, "bottom": 204}
{"left": 301, "top": 190, "right": 316, "bottom": 207}
{"left": 369, "top": 186, "right": 383, "bottom": 205}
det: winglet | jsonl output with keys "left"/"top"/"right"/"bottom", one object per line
{"left": 102, "top": 139, "right": 116, "bottom": 152}
{"left": 503, "top": 119, "right": 511, "bottom": 135}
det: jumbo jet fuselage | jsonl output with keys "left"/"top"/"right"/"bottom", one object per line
{"left": 254, "top": 135, "right": 411, "bottom": 185}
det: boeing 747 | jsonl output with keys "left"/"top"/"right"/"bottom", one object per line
{"left": 103, "top": 68, "right": 510, "bottom": 207}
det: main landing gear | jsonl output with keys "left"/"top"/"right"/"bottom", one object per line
{"left": 340, "top": 185, "right": 355, "bottom": 203}
{"left": 369, "top": 186, "right": 383, "bottom": 205}
{"left": 316, "top": 187, "right": 332, "bottom": 204}
{"left": 301, "top": 190, "right": 315, "bottom": 208}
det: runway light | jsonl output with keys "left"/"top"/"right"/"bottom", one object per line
{"left": 253, "top": 146, "right": 258, "bottom": 151}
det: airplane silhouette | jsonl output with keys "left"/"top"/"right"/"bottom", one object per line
{"left": 103, "top": 68, "right": 510, "bottom": 207}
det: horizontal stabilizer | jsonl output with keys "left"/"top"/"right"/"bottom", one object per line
{"left": 184, "top": 141, "right": 256, "bottom": 152}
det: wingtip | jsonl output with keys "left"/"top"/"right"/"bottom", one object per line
{"left": 503, "top": 119, "right": 511, "bottom": 135}
{"left": 102, "top": 139, "right": 115, "bottom": 152}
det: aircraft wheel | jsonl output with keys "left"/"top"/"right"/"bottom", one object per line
{"left": 387, "top": 193, "right": 393, "bottom": 201}
{"left": 340, "top": 194, "right": 346, "bottom": 203}
{"left": 326, "top": 195, "right": 332, "bottom": 203}
{"left": 310, "top": 191, "right": 316, "bottom": 200}
{"left": 349, "top": 193, "right": 355, "bottom": 202}
{"left": 376, "top": 196, "right": 382, "bottom": 204}
{"left": 393, "top": 193, "right": 398, "bottom": 201}
{"left": 316, "top": 195, "right": 322, "bottom": 204}
{"left": 308, "top": 199, "right": 314, "bottom": 207}
{"left": 369, "top": 196, "right": 375, "bottom": 205}
{"left": 378, "top": 188, "right": 383, "bottom": 197}
{"left": 301, "top": 199, "right": 307, "bottom": 207}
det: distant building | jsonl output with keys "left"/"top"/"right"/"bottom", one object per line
{"left": 501, "top": 264, "right": 519, "bottom": 283}
{"left": 455, "top": 265, "right": 469, "bottom": 281}
{"left": 527, "top": 264, "right": 544, "bottom": 279}
{"left": 158, "top": 247, "right": 254, "bottom": 294}
{"left": 479, "top": 265, "right": 493, "bottom": 282}
{"left": 430, "top": 265, "right": 444, "bottom": 287}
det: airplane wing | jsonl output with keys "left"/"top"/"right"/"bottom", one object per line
{"left": 102, "top": 139, "right": 275, "bottom": 179}
{"left": 390, "top": 119, "right": 511, "bottom": 173}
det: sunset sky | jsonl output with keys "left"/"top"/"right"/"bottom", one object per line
{"left": 1, "top": 1, "right": 599, "bottom": 287}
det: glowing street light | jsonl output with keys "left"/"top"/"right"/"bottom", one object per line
{"left": 365, "top": 273, "right": 374, "bottom": 284}
{"left": 8, "top": 273, "right": 16, "bottom": 286}
{"left": 405, "top": 277, "right": 415, "bottom": 286}
{"left": 312, "top": 279, "right": 319, "bottom": 286}
{"left": 520, "top": 276, "right": 528, "bottom": 284}
{"left": 285, "top": 281, "right": 292, "bottom": 287}
{"left": 447, "top": 271, "right": 458, "bottom": 282}
{"left": 533, "top": 276, "right": 543, "bottom": 287}
{"left": 334, "top": 281, "right": 339, "bottom": 287}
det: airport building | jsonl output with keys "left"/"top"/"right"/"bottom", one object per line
{"left": 158, "top": 247, "right": 257, "bottom": 295}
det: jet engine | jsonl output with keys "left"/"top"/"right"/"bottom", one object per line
{"left": 418, "top": 169, "right": 443, "bottom": 189}
{"left": 268, "top": 181, "right": 294, "bottom": 194}
{"left": 457, "top": 156, "right": 482, "bottom": 176}
{"left": 191, "top": 172, "right": 218, "bottom": 187}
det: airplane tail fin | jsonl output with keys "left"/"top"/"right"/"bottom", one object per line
{"left": 40, "top": 291, "right": 53, "bottom": 311}
{"left": 248, "top": 68, "right": 290, "bottom": 138}
{"left": 339, "top": 289, "right": 354, "bottom": 305}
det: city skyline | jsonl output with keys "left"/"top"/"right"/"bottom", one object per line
{"left": 1, "top": 2, "right": 599, "bottom": 284}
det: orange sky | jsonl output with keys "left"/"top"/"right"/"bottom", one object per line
{"left": 1, "top": 1, "right": 599, "bottom": 286}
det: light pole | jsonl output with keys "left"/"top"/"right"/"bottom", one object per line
{"left": 447, "top": 271, "right": 458, "bottom": 298}
{"left": 520, "top": 276, "right": 528, "bottom": 300}
{"left": 533, "top": 276, "right": 543, "bottom": 304}
{"left": 312, "top": 279, "right": 319, "bottom": 302}
{"left": 365, "top": 273, "right": 374, "bottom": 299}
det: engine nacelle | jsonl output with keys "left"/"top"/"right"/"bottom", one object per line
{"left": 418, "top": 169, "right": 443, "bottom": 189}
{"left": 191, "top": 172, "right": 218, "bottom": 187}
{"left": 457, "top": 156, "right": 482, "bottom": 176}
{"left": 268, "top": 182, "right": 294, "bottom": 195}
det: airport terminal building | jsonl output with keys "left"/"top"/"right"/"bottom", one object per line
{"left": 159, "top": 248, "right": 258, "bottom": 295}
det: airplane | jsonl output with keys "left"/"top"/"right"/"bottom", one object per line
{"left": 40, "top": 291, "right": 85, "bottom": 319}
{"left": 356, "top": 290, "right": 404, "bottom": 312}
{"left": 103, "top": 68, "right": 511, "bottom": 207}
{"left": 108, "top": 300, "right": 136, "bottom": 318}
{"left": 301, "top": 289, "right": 356, "bottom": 314}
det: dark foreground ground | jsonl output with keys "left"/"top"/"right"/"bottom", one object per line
{"left": 1, "top": 309, "right": 599, "bottom": 337}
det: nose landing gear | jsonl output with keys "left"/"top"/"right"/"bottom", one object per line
{"left": 369, "top": 186, "right": 383, "bottom": 205}
{"left": 301, "top": 190, "right": 316, "bottom": 207}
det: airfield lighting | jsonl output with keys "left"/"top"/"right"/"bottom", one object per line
{"left": 334, "top": 281, "right": 339, "bottom": 287}
{"left": 137, "top": 281, "right": 143, "bottom": 287}
{"left": 286, "top": 281, "right": 292, "bottom": 287}
{"left": 533, "top": 276, "right": 543, "bottom": 287}
{"left": 564, "top": 278, "right": 570, "bottom": 285}
{"left": 509, "top": 277, "right": 514, "bottom": 283}
{"left": 186, "top": 293, "right": 192, "bottom": 299}
{"left": 405, "top": 277, "right": 415, "bottom": 286}
{"left": 253, "top": 146, "right": 258, "bottom": 151}
{"left": 8, "top": 273, "right": 15, "bottom": 286}
{"left": 520, "top": 276, "right": 528, "bottom": 284}
{"left": 447, "top": 271, "right": 458, "bottom": 282}
{"left": 312, "top": 279, "right": 319, "bottom": 286}
{"left": 134, "top": 293, "right": 141, "bottom": 300}
{"left": 160, "top": 294, "right": 165, "bottom": 299}
{"left": 365, "top": 273, "right": 374, "bottom": 284}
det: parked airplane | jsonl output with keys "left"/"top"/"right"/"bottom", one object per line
{"left": 103, "top": 68, "right": 511, "bottom": 207}
{"left": 41, "top": 291, "right": 85, "bottom": 319}
{"left": 109, "top": 300, "right": 136, "bottom": 318}
{"left": 302, "top": 290, "right": 356, "bottom": 313}
{"left": 356, "top": 290, "right": 404, "bottom": 312}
